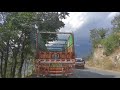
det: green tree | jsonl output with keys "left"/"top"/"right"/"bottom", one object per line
{"left": 111, "top": 13, "right": 120, "bottom": 33}
{"left": 90, "top": 28, "right": 108, "bottom": 48}
{"left": 36, "top": 12, "right": 69, "bottom": 44}
{"left": 101, "top": 33, "right": 120, "bottom": 55}
{"left": 0, "top": 12, "right": 69, "bottom": 78}
{"left": 98, "top": 28, "right": 108, "bottom": 39}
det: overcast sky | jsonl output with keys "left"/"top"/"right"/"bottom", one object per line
{"left": 60, "top": 12, "right": 119, "bottom": 42}
{"left": 60, "top": 12, "right": 119, "bottom": 57}
{"left": 60, "top": 12, "right": 119, "bottom": 32}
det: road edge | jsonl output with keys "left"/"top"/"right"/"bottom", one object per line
{"left": 85, "top": 65, "right": 120, "bottom": 74}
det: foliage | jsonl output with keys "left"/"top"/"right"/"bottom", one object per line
{"left": 90, "top": 28, "right": 108, "bottom": 48}
{"left": 0, "top": 12, "right": 69, "bottom": 78}
{"left": 90, "top": 13, "right": 120, "bottom": 56}
{"left": 101, "top": 33, "right": 120, "bottom": 55}
{"left": 111, "top": 13, "right": 120, "bottom": 33}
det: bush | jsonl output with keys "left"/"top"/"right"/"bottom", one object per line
{"left": 90, "top": 28, "right": 108, "bottom": 48}
{"left": 101, "top": 33, "right": 120, "bottom": 55}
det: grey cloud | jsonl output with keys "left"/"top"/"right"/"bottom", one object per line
{"left": 74, "top": 12, "right": 113, "bottom": 38}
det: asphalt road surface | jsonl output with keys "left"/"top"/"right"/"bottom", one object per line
{"left": 27, "top": 67, "right": 120, "bottom": 78}
{"left": 69, "top": 67, "right": 120, "bottom": 78}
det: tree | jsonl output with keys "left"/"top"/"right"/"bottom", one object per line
{"left": 90, "top": 28, "right": 108, "bottom": 48}
{"left": 90, "top": 28, "right": 100, "bottom": 48}
{"left": 111, "top": 13, "right": 120, "bottom": 33}
{"left": 99, "top": 13, "right": 120, "bottom": 55}
{"left": 101, "top": 33, "right": 120, "bottom": 55}
{"left": 36, "top": 12, "right": 69, "bottom": 44}
{"left": 98, "top": 28, "right": 108, "bottom": 39}
{"left": 0, "top": 12, "right": 69, "bottom": 78}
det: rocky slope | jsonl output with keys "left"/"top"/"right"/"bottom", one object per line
{"left": 87, "top": 46, "right": 120, "bottom": 71}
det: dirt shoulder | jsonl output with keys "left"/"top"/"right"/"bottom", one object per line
{"left": 85, "top": 65, "right": 120, "bottom": 74}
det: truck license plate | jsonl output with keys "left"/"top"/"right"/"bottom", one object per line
{"left": 50, "top": 63, "right": 62, "bottom": 67}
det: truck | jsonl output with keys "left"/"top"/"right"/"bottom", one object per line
{"left": 34, "top": 32, "right": 76, "bottom": 77}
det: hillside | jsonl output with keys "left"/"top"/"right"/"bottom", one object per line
{"left": 87, "top": 47, "right": 120, "bottom": 71}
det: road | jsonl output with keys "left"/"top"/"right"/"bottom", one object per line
{"left": 27, "top": 67, "right": 120, "bottom": 78}
{"left": 69, "top": 67, "right": 120, "bottom": 78}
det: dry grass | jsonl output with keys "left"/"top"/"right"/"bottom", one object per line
{"left": 86, "top": 58, "right": 120, "bottom": 72}
{"left": 86, "top": 47, "right": 120, "bottom": 72}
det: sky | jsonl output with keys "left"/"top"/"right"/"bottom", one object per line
{"left": 60, "top": 12, "right": 119, "bottom": 58}
{"left": 60, "top": 12, "right": 119, "bottom": 33}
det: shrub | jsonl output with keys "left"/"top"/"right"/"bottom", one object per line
{"left": 101, "top": 34, "right": 120, "bottom": 55}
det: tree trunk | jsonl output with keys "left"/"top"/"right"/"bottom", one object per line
{"left": 3, "top": 41, "right": 9, "bottom": 78}
{"left": 0, "top": 51, "right": 4, "bottom": 77}
{"left": 27, "top": 61, "right": 28, "bottom": 76}
{"left": 18, "top": 39, "right": 25, "bottom": 78}
{"left": 11, "top": 34, "right": 23, "bottom": 78}
{"left": 24, "top": 60, "right": 27, "bottom": 77}
{"left": 10, "top": 60, "right": 14, "bottom": 78}
{"left": 11, "top": 53, "right": 17, "bottom": 78}
{"left": 18, "top": 52, "right": 25, "bottom": 78}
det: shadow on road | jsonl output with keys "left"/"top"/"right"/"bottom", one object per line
{"left": 27, "top": 74, "right": 70, "bottom": 78}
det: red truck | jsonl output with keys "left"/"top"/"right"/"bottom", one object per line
{"left": 34, "top": 32, "right": 76, "bottom": 77}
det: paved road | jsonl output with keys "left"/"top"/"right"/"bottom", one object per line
{"left": 69, "top": 67, "right": 120, "bottom": 78}
{"left": 27, "top": 67, "right": 120, "bottom": 78}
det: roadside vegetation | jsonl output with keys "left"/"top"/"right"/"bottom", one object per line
{"left": 87, "top": 12, "right": 120, "bottom": 71}
{"left": 0, "top": 12, "right": 69, "bottom": 78}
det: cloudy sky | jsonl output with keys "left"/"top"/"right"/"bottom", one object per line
{"left": 60, "top": 12, "right": 119, "bottom": 34}
{"left": 60, "top": 12, "right": 119, "bottom": 57}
